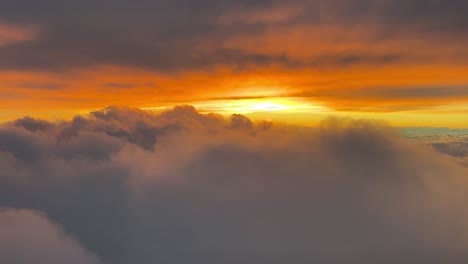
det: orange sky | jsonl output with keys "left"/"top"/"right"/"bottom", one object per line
{"left": 1, "top": 64, "right": 466, "bottom": 127}
{"left": 0, "top": 1, "right": 467, "bottom": 127}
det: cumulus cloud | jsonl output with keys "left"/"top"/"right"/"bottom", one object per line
{"left": 0, "top": 209, "right": 101, "bottom": 264}
{"left": 1, "top": 106, "right": 468, "bottom": 263}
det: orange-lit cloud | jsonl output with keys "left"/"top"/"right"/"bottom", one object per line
{"left": 0, "top": 22, "right": 39, "bottom": 46}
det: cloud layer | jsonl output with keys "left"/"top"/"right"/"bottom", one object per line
{"left": 0, "top": 0, "right": 467, "bottom": 71}
{"left": 1, "top": 106, "right": 468, "bottom": 263}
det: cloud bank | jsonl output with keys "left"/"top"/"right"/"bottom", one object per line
{"left": 1, "top": 106, "right": 468, "bottom": 263}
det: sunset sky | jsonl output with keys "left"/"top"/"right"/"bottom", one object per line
{"left": 2, "top": 2, "right": 468, "bottom": 264}
{"left": 1, "top": 0, "right": 467, "bottom": 126}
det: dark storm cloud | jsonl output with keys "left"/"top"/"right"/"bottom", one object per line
{"left": 1, "top": 106, "right": 468, "bottom": 263}
{"left": 0, "top": 0, "right": 467, "bottom": 71}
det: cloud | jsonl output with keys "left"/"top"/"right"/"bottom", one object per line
{"left": 432, "top": 141, "right": 468, "bottom": 158}
{"left": 1, "top": 106, "right": 468, "bottom": 263}
{"left": 0, "top": 209, "right": 101, "bottom": 264}
{"left": 13, "top": 116, "right": 54, "bottom": 132}
{"left": 13, "top": 82, "right": 63, "bottom": 90}
{"left": 289, "top": 85, "right": 468, "bottom": 112}
{"left": 101, "top": 82, "right": 156, "bottom": 89}
{"left": 295, "top": 85, "right": 468, "bottom": 100}
{"left": 400, "top": 127, "right": 468, "bottom": 159}
{"left": 216, "top": 3, "right": 305, "bottom": 25}
{"left": 0, "top": 0, "right": 467, "bottom": 71}
{"left": 0, "top": 22, "right": 39, "bottom": 47}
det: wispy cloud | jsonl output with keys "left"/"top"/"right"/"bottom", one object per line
{"left": 0, "top": 22, "right": 40, "bottom": 47}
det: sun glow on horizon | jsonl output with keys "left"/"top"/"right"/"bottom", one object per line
{"left": 190, "top": 97, "right": 329, "bottom": 115}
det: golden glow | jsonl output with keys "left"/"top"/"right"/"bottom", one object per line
{"left": 190, "top": 98, "right": 328, "bottom": 114}
{"left": 1, "top": 50, "right": 468, "bottom": 127}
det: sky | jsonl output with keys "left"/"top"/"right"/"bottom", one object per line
{"left": 0, "top": 0, "right": 467, "bottom": 126}
{"left": 1, "top": 1, "right": 468, "bottom": 263}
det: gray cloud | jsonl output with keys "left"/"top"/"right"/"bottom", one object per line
{"left": 297, "top": 85, "right": 468, "bottom": 100}
{"left": 291, "top": 85, "right": 468, "bottom": 111}
{"left": 432, "top": 141, "right": 468, "bottom": 157}
{"left": 101, "top": 82, "right": 156, "bottom": 89}
{"left": 0, "top": 0, "right": 466, "bottom": 71}
{"left": 0, "top": 209, "right": 101, "bottom": 264}
{"left": 12, "top": 82, "right": 64, "bottom": 90}
{"left": 13, "top": 116, "right": 54, "bottom": 132}
{"left": 1, "top": 106, "right": 468, "bottom": 263}
{"left": 400, "top": 127, "right": 468, "bottom": 158}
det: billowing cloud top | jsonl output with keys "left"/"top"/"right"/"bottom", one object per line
{"left": 1, "top": 106, "right": 468, "bottom": 263}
